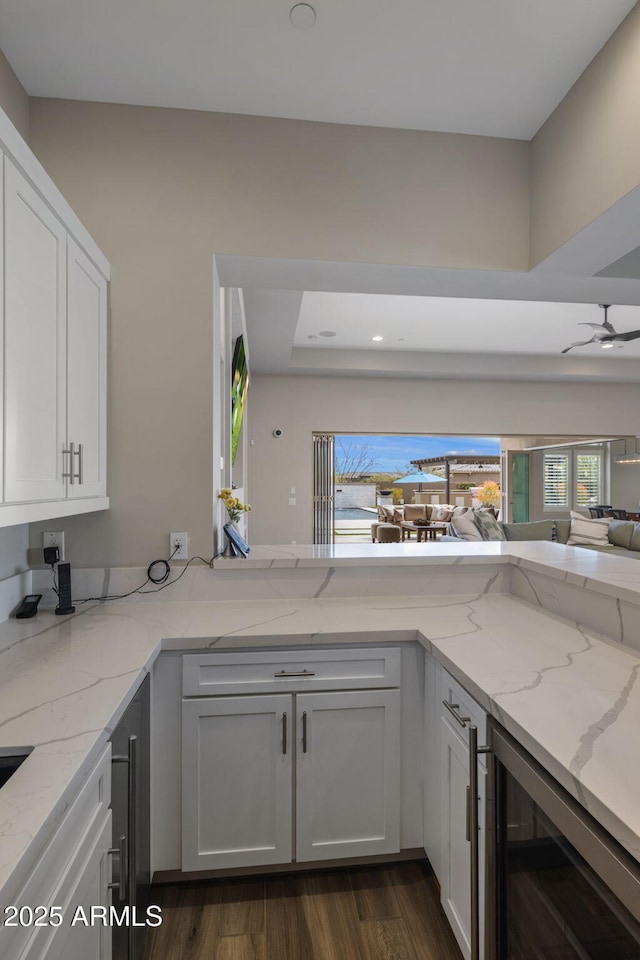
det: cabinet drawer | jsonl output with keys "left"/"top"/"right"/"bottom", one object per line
{"left": 439, "top": 666, "right": 487, "bottom": 749}
{"left": 182, "top": 647, "right": 401, "bottom": 696}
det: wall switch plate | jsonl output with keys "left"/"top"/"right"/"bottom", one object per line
{"left": 43, "top": 531, "right": 65, "bottom": 562}
{"left": 170, "top": 532, "right": 188, "bottom": 560}
{"left": 288, "top": 498, "right": 296, "bottom": 506}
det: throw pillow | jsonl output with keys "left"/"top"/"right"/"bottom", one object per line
{"left": 392, "top": 507, "right": 405, "bottom": 522}
{"left": 450, "top": 512, "right": 483, "bottom": 541}
{"left": 567, "top": 510, "right": 612, "bottom": 546}
{"left": 474, "top": 510, "right": 506, "bottom": 541}
{"left": 432, "top": 505, "right": 453, "bottom": 522}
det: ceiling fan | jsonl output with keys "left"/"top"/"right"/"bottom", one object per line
{"left": 561, "top": 304, "right": 640, "bottom": 354}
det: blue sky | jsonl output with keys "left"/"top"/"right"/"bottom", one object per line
{"left": 336, "top": 435, "right": 500, "bottom": 474}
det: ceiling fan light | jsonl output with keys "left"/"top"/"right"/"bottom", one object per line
{"left": 601, "top": 342, "right": 615, "bottom": 349}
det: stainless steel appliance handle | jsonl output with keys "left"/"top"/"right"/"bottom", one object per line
{"left": 127, "top": 735, "right": 137, "bottom": 960}
{"left": 442, "top": 698, "right": 471, "bottom": 728}
{"left": 302, "top": 711, "right": 308, "bottom": 753}
{"left": 469, "top": 724, "right": 491, "bottom": 960}
{"left": 108, "top": 835, "right": 127, "bottom": 900}
{"left": 274, "top": 669, "right": 316, "bottom": 678}
{"left": 282, "top": 712, "right": 287, "bottom": 755}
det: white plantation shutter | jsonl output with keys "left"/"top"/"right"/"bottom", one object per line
{"left": 575, "top": 453, "right": 601, "bottom": 506}
{"left": 543, "top": 453, "right": 569, "bottom": 508}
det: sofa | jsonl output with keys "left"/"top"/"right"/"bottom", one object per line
{"left": 377, "top": 503, "right": 471, "bottom": 530}
{"left": 449, "top": 515, "right": 640, "bottom": 558}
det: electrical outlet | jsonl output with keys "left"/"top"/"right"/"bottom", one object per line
{"left": 170, "top": 532, "right": 188, "bottom": 560}
{"left": 43, "top": 531, "right": 65, "bottom": 562}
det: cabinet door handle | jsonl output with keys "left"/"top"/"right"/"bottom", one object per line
{"left": 302, "top": 711, "right": 308, "bottom": 753}
{"left": 108, "top": 834, "right": 127, "bottom": 900}
{"left": 74, "top": 443, "right": 83, "bottom": 484}
{"left": 466, "top": 785, "right": 471, "bottom": 842}
{"left": 469, "top": 725, "right": 491, "bottom": 960}
{"left": 282, "top": 712, "right": 287, "bottom": 755}
{"left": 62, "top": 443, "right": 75, "bottom": 484}
{"left": 442, "top": 699, "right": 471, "bottom": 728}
{"left": 274, "top": 669, "right": 316, "bottom": 678}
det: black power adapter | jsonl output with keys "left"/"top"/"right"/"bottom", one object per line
{"left": 43, "top": 545, "right": 59, "bottom": 566}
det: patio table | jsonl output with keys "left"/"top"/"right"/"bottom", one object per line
{"left": 400, "top": 521, "right": 448, "bottom": 542}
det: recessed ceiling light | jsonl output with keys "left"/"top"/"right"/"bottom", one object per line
{"left": 290, "top": 3, "right": 316, "bottom": 30}
{"left": 372, "top": 335, "right": 383, "bottom": 342}
{"left": 319, "top": 330, "right": 336, "bottom": 337}
{"left": 601, "top": 342, "right": 615, "bottom": 349}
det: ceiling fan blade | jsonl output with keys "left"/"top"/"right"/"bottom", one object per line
{"left": 611, "top": 329, "right": 640, "bottom": 342}
{"left": 561, "top": 337, "right": 597, "bottom": 354}
{"left": 578, "top": 322, "right": 610, "bottom": 332}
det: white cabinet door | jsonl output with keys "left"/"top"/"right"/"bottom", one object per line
{"left": 66, "top": 238, "right": 107, "bottom": 500}
{"left": 182, "top": 695, "right": 293, "bottom": 871}
{"left": 296, "top": 689, "right": 400, "bottom": 862}
{"left": 43, "top": 812, "right": 112, "bottom": 960}
{"left": 440, "top": 716, "right": 486, "bottom": 960}
{"left": 4, "top": 158, "right": 67, "bottom": 503}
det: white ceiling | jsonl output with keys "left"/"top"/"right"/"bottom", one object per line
{"left": 295, "top": 293, "right": 640, "bottom": 355}
{"left": 0, "top": 0, "right": 635, "bottom": 139}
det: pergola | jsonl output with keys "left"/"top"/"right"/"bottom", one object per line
{"left": 409, "top": 455, "right": 501, "bottom": 504}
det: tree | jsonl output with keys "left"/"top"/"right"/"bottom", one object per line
{"left": 335, "top": 440, "right": 380, "bottom": 481}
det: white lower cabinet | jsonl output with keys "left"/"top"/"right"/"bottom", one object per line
{"left": 440, "top": 716, "right": 486, "bottom": 960}
{"left": 296, "top": 690, "right": 400, "bottom": 862}
{"left": 182, "top": 694, "right": 293, "bottom": 872}
{"left": 180, "top": 649, "right": 401, "bottom": 873}
{"left": 0, "top": 746, "right": 112, "bottom": 960}
{"left": 36, "top": 813, "right": 112, "bottom": 960}
{"left": 424, "top": 658, "right": 488, "bottom": 960}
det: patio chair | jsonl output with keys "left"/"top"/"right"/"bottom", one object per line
{"left": 606, "top": 508, "right": 627, "bottom": 520}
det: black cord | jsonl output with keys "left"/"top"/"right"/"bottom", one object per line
{"left": 50, "top": 564, "right": 59, "bottom": 597}
{"left": 74, "top": 546, "right": 215, "bottom": 605}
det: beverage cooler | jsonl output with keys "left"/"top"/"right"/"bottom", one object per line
{"left": 484, "top": 720, "right": 640, "bottom": 959}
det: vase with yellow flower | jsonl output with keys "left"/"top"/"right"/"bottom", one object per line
{"left": 218, "top": 489, "right": 252, "bottom": 554}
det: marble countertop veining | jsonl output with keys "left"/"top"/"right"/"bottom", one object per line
{"left": 214, "top": 540, "right": 640, "bottom": 605}
{"left": 1, "top": 578, "right": 640, "bottom": 905}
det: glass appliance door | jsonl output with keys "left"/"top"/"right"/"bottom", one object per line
{"left": 489, "top": 722, "right": 640, "bottom": 960}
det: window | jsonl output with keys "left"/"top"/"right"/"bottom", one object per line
{"left": 543, "top": 453, "right": 569, "bottom": 509}
{"left": 543, "top": 449, "right": 604, "bottom": 511}
{"left": 575, "top": 453, "right": 602, "bottom": 507}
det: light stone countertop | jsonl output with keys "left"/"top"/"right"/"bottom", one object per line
{"left": 1, "top": 562, "right": 640, "bottom": 905}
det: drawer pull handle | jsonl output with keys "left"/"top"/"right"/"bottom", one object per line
{"left": 274, "top": 669, "right": 316, "bottom": 678}
{"left": 302, "top": 711, "right": 308, "bottom": 753}
{"left": 442, "top": 699, "right": 471, "bottom": 728}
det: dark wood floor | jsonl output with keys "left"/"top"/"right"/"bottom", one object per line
{"left": 142, "top": 861, "right": 462, "bottom": 960}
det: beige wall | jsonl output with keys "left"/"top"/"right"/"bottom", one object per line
{"left": 531, "top": 3, "right": 640, "bottom": 266}
{"left": 0, "top": 48, "right": 29, "bottom": 142}
{"left": 26, "top": 98, "right": 531, "bottom": 566}
{"left": 248, "top": 375, "right": 640, "bottom": 544}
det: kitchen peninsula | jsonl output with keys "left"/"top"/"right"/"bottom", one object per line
{"left": 1, "top": 541, "right": 640, "bottom": 957}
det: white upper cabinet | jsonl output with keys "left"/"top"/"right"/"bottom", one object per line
{"left": 0, "top": 107, "right": 110, "bottom": 525}
{"left": 4, "top": 157, "right": 67, "bottom": 503}
{"left": 67, "top": 238, "right": 107, "bottom": 499}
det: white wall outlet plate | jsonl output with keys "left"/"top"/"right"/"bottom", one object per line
{"left": 43, "top": 531, "right": 65, "bottom": 562}
{"left": 170, "top": 532, "right": 188, "bottom": 560}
